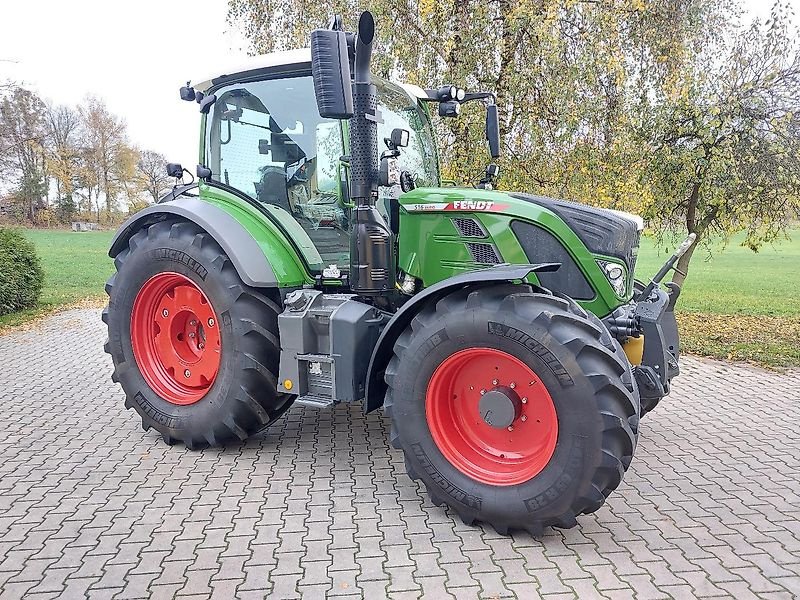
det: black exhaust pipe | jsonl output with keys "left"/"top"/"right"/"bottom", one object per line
{"left": 348, "top": 11, "right": 394, "bottom": 295}
{"left": 353, "top": 12, "right": 374, "bottom": 84}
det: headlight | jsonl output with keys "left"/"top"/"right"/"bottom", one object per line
{"left": 597, "top": 260, "right": 627, "bottom": 297}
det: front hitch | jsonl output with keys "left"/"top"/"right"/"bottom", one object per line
{"left": 604, "top": 233, "right": 694, "bottom": 412}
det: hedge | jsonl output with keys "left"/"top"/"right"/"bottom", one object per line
{"left": 0, "top": 228, "right": 44, "bottom": 316}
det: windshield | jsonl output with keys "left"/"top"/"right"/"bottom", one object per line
{"left": 375, "top": 80, "right": 439, "bottom": 189}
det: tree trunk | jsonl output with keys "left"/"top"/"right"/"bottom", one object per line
{"left": 671, "top": 180, "right": 702, "bottom": 286}
{"left": 671, "top": 238, "right": 697, "bottom": 287}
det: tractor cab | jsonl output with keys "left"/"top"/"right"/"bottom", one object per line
{"left": 195, "top": 51, "right": 438, "bottom": 269}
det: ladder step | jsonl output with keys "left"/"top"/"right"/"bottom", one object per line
{"left": 295, "top": 395, "right": 335, "bottom": 409}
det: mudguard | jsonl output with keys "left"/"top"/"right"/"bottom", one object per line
{"left": 363, "top": 263, "right": 559, "bottom": 413}
{"left": 109, "top": 195, "right": 277, "bottom": 287}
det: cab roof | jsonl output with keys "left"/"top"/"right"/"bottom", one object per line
{"left": 191, "top": 49, "right": 312, "bottom": 93}
{"left": 190, "top": 48, "right": 428, "bottom": 102}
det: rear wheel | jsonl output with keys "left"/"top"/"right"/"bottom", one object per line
{"left": 384, "top": 285, "right": 639, "bottom": 535}
{"left": 103, "top": 220, "right": 292, "bottom": 448}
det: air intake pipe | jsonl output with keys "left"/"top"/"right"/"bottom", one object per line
{"left": 348, "top": 11, "right": 395, "bottom": 295}
{"left": 349, "top": 12, "right": 378, "bottom": 203}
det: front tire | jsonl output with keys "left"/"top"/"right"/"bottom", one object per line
{"left": 103, "top": 220, "right": 292, "bottom": 448}
{"left": 384, "top": 285, "right": 639, "bottom": 535}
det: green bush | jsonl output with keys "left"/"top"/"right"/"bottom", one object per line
{"left": 0, "top": 228, "right": 44, "bottom": 315}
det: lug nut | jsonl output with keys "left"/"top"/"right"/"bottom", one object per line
{"left": 509, "top": 382, "right": 516, "bottom": 389}
{"left": 184, "top": 369, "right": 191, "bottom": 378}
{"left": 190, "top": 319, "right": 197, "bottom": 326}
{"left": 198, "top": 342, "right": 205, "bottom": 350}
{"left": 522, "top": 397, "right": 528, "bottom": 404}
{"left": 188, "top": 332, "right": 195, "bottom": 338}
{"left": 480, "top": 389, "right": 486, "bottom": 396}
{"left": 208, "top": 318, "right": 215, "bottom": 327}
{"left": 492, "top": 379, "right": 498, "bottom": 385}
{"left": 162, "top": 309, "right": 169, "bottom": 317}
{"left": 521, "top": 415, "right": 528, "bottom": 422}
{"left": 507, "top": 426, "right": 514, "bottom": 432}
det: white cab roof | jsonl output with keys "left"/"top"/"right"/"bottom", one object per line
{"left": 191, "top": 48, "right": 312, "bottom": 93}
{"left": 190, "top": 48, "right": 428, "bottom": 103}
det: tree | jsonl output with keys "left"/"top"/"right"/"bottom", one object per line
{"left": 136, "top": 150, "right": 171, "bottom": 204}
{"left": 0, "top": 85, "right": 49, "bottom": 221}
{"left": 79, "top": 97, "right": 132, "bottom": 222}
{"left": 642, "top": 4, "right": 800, "bottom": 284}
{"left": 46, "top": 103, "right": 83, "bottom": 221}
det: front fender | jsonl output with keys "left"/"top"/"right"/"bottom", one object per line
{"left": 363, "top": 263, "right": 559, "bottom": 413}
{"left": 110, "top": 196, "right": 279, "bottom": 287}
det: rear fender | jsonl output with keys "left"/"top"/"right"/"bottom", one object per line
{"left": 110, "top": 196, "right": 282, "bottom": 287}
{"left": 363, "top": 263, "right": 559, "bottom": 413}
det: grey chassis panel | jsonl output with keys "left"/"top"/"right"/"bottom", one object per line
{"left": 363, "top": 263, "right": 559, "bottom": 413}
{"left": 109, "top": 196, "right": 277, "bottom": 287}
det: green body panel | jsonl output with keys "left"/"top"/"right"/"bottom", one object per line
{"left": 198, "top": 183, "right": 316, "bottom": 287}
{"left": 397, "top": 187, "right": 628, "bottom": 316}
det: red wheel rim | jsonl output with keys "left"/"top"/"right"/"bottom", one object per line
{"left": 130, "top": 272, "right": 221, "bottom": 405}
{"left": 425, "top": 348, "right": 558, "bottom": 486}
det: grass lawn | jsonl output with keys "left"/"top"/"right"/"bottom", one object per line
{"left": 635, "top": 230, "right": 800, "bottom": 367}
{"left": 2, "top": 226, "right": 798, "bottom": 367}
{"left": 0, "top": 229, "right": 114, "bottom": 330}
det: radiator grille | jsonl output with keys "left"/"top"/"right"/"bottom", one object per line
{"left": 466, "top": 242, "right": 502, "bottom": 264}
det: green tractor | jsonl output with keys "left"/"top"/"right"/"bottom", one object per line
{"left": 104, "top": 12, "right": 691, "bottom": 534}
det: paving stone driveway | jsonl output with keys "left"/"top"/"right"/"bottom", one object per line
{"left": 0, "top": 309, "right": 799, "bottom": 600}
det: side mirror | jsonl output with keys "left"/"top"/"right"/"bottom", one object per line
{"left": 179, "top": 84, "right": 196, "bottom": 102}
{"left": 166, "top": 163, "right": 183, "bottom": 178}
{"left": 310, "top": 29, "right": 354, "bottom": 119}
{"left": 486, "top": 104, "right": 501, "bottom": 159}
{"left": 388, "top": 128, "right": 409, "bottom": 148}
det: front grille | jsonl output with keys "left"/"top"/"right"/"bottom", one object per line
{"left": 452, "top": 217, "right": 486, "bottom": 238}
{"left": 466, "top": 242, "right": 502, "bottom": 264}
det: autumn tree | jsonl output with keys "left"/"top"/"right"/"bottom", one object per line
{"left": 0, "top": 85, "right": 49, "bottom": 221}
{"left": 227, "top": 0, "right": 720, "bottom": 185}
{"left": 642, "top": 5, "right": 800, "bottom": 284}
{"left": 80, "top": 97, "right": 132, "bottom": 222}
{"left": 136, "top": 150, "right": 171, "bottom": 204}
{"left": 46, "top": 103, "right": 83, "bottom": 221}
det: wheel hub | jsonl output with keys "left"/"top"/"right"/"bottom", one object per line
{"left": 130, "top": 272, "right": 221, "bottom": 405}
{"left": 479, "top": 386, "right": 521, "bottom": 429}
{"left": 425, "top": 347, "right": 559, "bottom": 486}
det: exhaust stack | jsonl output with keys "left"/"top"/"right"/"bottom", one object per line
{"left": 311, "top": 12, "right": 394, "bottom": 295}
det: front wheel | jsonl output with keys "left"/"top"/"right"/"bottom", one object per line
{"left": 384, "top": 285, "right": 639, "bottom": 535}
{"left": 103, "top": 220, "right": 292, "bottom": 448}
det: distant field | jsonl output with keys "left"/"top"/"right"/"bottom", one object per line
{"left": 2, "top": 226, "right": 798, "bottom": 366}
{"left": 635, "top": 230, "right": 800, "bottom": 317}
{"left": 0, "top": 229, "right": 114, "bottom": 329}
{"left": 635, "top": 229, "right": 799, "bottom": 367}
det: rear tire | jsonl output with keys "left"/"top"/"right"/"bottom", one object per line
{"left": 384, "top": 285, "right": 639, "bottom": 535}
{"left": 103, "top": 220, "right": 292, "bottom": 448}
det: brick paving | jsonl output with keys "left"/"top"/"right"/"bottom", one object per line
{"left": 0, "top": 308, "right": 799, "bottom": 599}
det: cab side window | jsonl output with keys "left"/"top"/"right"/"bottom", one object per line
{"left": 206, "top": 76, "right": 350, "bottom": 266}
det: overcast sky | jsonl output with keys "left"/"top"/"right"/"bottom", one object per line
{"left": 0, "top": 0, "right": 797, "bottom": 171}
